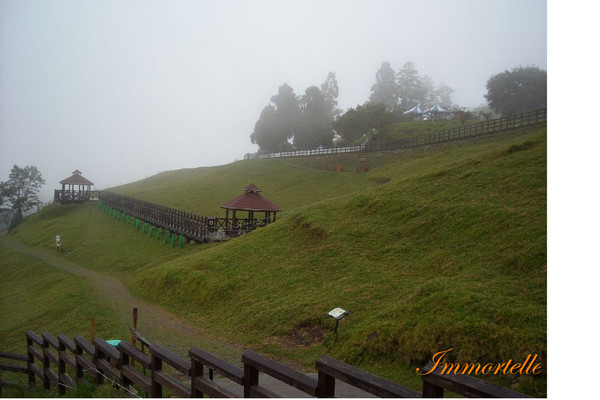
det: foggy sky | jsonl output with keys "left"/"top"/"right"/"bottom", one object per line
{"left": 1, "top": 0, "right": 547, "bottom": 202}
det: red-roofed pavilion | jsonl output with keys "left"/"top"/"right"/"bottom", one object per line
{"left": 221, "top": 184, "right": 281, "bottom": 232}
{"left": 55, "top": 170, "right": 95, "bottom": 204}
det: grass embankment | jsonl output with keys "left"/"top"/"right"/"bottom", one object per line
{"left": 0, "top": 245, "right": 129, "bottom": 397}
{"left": 7, "top": 125, "right": 546, "bottom": 396}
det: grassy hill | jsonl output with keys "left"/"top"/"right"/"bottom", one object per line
{"left": 5, "top": 124, "right": 547, "bottom": 396}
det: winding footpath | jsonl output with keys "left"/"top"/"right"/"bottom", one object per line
{"left": 1, "top": 235, "right": 376, "bottom": 397}
{"left": 0, "top": 235, "right": 244, "bottom": 364}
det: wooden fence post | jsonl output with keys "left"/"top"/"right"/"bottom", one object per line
{"left": 150, "top": 351, "right": 162, "bottom": 398}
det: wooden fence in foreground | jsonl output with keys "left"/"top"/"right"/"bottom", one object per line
{"left": 0, "top": 330, "right": 530, "bottom": 398}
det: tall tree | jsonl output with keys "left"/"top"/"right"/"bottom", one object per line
{"left": 250, "top": 105, "right": 283, "bottom": 152}
{"left": 0, "top": 165, "right": 45, "bottom": 218}
{"left": 433, "top": 82, "right": 455, "bottom": 107}
{"left": 369, "top": 62, "right": 399, "bottom": 112}
{"left": 294, "top": 86, "right": 334, "bottom": 149}
{"left": 397, "top": 61, "right": 425, "bottom": 111}
{"left": 250, "top": 83, "right": 300, "bottom": 152}
{"left": 320, "top": 71, "right": 340, "bottom": 118}
{"left": 484, "top": 66, "right": 547, "bottom": 114}
{"left": 271, "top": 83, "right": 301, "bottom": 141}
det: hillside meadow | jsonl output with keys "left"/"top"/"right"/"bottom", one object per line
{"left": 5, "top": 125, "right": 547, "bottom": 396}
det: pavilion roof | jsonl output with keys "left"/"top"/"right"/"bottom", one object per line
{"left": 60, "top": 171, "right": 94, "bottom": 186}
{"left": 221, "top": 184, "right": 281, "bottom": 212}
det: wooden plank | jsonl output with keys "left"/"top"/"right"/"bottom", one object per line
{"left": 60, "top": 352, "right": 76, "bottom": 371}
{"left": 0, "top": 362, "right": 28, "bottom": 374}
{"left": 242, "top": 350, "right": 317, "bottom": 396}
{"left": 122, "top": 365, "right": 151, "bottom": 393}
{"left": 45, "top": 367, "right": 59, "bottom": 385}
{"left": 420, "top": 362, "right": 530, "bottom": 398}
{"left": 118, "top": 341, "right": 151, "bottom": 369}
{"left": 27, "top": 345, "right": 43, "bottom": 363}
{"left": 26, "top": 330, "right": 43, "bottom": 346}
{"left": 154, "top": 370, "right": 191, "bottom": 398}
{"left": 74, "top": 335, "right": 95, "bottom": 356}
{"left": 94, "top": 338, "right": 120, "bottom": 362}
{"left": 29, "top": 363, "right": 43, "bottom": 379}
{"left": 189, "top": 347, "right": 243, "bottom": 384}
{"left": 59, "top": 372, "right": 75, "bottom": 389}
{"left": 316, "top": 356, "right": 421, "bottom": 398}
{"left": 96, "top": 358, "right": 120, "bottom": 381}
{"left": 57, "top": 333, "right": 76, "bottom": 353}
{"left": 43, "top": 348, "right": 59, "bottom": 366}
{"left": 76, "top": 354, "right": 97, "bottom": 380}
{"left": 42, "top": 332, "right": 59, "bottom": 349}
{"left": 193, "top": 376, "right": 239, "bottom": 398}
{"left": 249, "top": 384, "right": 282, "bottom": 398}
{"left": 151, "top": 345, "right": 190, "bottom": 375}
{"left": 0, "top": 351, "right": 27, "bottom": 361}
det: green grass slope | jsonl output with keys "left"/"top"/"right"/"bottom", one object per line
{"left": 0, "top": 246, "right": 128, "bottom": 353}
{"left": 108, "top": 157, "right": 378, "bottom": 216}
{"left": 7, "top": 125, "right": 546, "bottom": 396}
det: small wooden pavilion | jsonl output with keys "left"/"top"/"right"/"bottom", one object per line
{"left": 221, "top": 184, "right": 281, "bottom": 233}
{"left": 55, "top": 170, "right": 94, "bottom": 204}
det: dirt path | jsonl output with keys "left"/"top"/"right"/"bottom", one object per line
{"left": 0, "top": 235, "right": 244, "bottom": 364}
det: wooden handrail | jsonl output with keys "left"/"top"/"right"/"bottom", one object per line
{"left": 189, "top": 347, "right": 243, "bottom": 397}
{"left": 242, "top": 349, "right": 318, "bottom": 397}
{"left": 420, "top": 361, "right": 531, "bottom": 398}
{"left": 316, "top": 355, "right": 421, "bottom": 398}
{"left": 119, "top": 341, "right": 151, "bottom": 395}
{"left": 150, "top": 344, "right": 191, "bottom": 398}
{"left": 14, "top": 331, "right": 533, "bottom": 398}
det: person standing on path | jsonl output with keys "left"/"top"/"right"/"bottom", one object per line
{"left": 55, "top": 234, "right": 62, "bottom": 253}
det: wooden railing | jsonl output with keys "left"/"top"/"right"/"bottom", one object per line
{"left": 373, "top": 108, "right": 546, "bottom": 152}
{"left": 420, "top": 361, "right": 530, "bottom": 398}
{"left": 244, "top": 108, "right": 546, "bottom": 159}
{"left": 2, "top": 330, "right": 532, "bottom": 397}
{"left": 0, "top": 350, "right": 28, "bottom": 395}
{"left": 98, "top": 192, "right": 273, "bottom": 244}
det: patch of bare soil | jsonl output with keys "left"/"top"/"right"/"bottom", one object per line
{"left": 277, "top": 323, "right": 325, "bottom": 348}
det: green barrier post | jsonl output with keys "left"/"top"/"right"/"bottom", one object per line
{"left": 179, "top": 235, "right": 184, "bottom": 249}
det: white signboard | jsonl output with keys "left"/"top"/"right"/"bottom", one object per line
{"left": 328, "top": 307, "right": 348, "bottom": 320}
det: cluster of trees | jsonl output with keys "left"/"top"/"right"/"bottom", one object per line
{"left": 250, "top": 63, "right": 453, "bottom": 152}
{"left": 250, "top": 62, "right": 546, "bottom": 153}
{"left": 369, "top": 61, "right": 454, "bottom": 115}
{"left": 250, "top": 72, "right": 340, "bottom": 153}
{"left": 0, "top": 165, "right": 45, "bottom": 229}
{"left": 485, "top": 65, "right": 546, "bottom": 115}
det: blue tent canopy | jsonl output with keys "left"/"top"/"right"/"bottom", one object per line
{"left": 404, "top": 105, "right": 425, "bottom": 115}
{"left": 429, "top": 104, "right": 450, "bottom": 114}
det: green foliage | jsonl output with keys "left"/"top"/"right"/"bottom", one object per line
{"left": 485, "top": 65, "right": 547, "bottom": 115}
{"left": 0, "top": 164, "right": 45, "bottom": 218}
{"left": 368, "top": 61, "right": 455, "bottom": 117}
{"left": 369, "top": 61, "right": 399, "bottom": 112}
{"left": 294, "top": 86, "right": 335, "bottom": 149}
{"left": 252, "top": 73, "right": 340, "bottom": 152}
{"left": 333, "top": 102, "right": 394, "bottom": 145}
{"left": 250, "top": 83, "right": 300, "bottom": 152}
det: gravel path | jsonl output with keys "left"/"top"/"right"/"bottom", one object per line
{"left": 0, "top": 235, "right": 244, "bottom": 364}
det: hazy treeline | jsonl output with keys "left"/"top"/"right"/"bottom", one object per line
{"left": 250, "top": 61, "right": 455, "bottom": 153}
